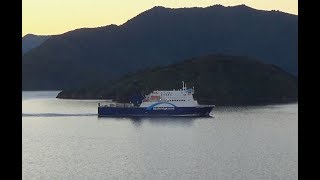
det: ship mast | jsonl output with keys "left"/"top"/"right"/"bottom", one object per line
{"left": 182, "top": 81, "right": 187, "bottom": 90}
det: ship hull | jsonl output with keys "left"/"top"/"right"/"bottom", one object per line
{"left": 98, "top": 106, "right": 214, "bottom": 117}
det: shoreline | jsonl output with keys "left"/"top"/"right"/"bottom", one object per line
{"left": 55, "top": 96, "right": 298, "bottom": 107}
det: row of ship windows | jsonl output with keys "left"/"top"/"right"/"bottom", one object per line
{"left": 168, "top": 99, "right": 186, "bottom": 101}
{"left": 160, "top": 94, "right": 187, "bottom": 96}
{"left": 157, "top": 92, "right": 186, "bottom": 95}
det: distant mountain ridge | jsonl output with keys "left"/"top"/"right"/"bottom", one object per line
{"left": 22, "top": 4, "right": 297, "bottom": 90}
{"left": 22, "top": 34, "right": 51, "bottom": 54}
{"left": 57, "top": 54, "right": 298, "bottom": 106}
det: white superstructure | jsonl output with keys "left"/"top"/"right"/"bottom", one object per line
{"left": 139, "top": 81, "right": 199, "bottom": 107}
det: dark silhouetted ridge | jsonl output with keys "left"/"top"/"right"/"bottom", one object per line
{"left": 23, "top": 5, "right": 297, "bottom": 90}
{"left": 22, "top": 34, "right": 51, "bottom": 54}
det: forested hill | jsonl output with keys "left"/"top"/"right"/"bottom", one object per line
{"left": 57, "top": 54, "right": 298, "bottom": 106}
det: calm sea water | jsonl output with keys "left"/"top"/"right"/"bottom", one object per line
{"left": 22, "top": 91, "right": 297, "bottom": 180}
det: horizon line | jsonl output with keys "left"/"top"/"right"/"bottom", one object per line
{"left": 22, "top": 4, "right": 298, "bottom": 37}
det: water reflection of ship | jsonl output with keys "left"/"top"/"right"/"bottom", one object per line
{"left": 145, "top": 117, "right": 196, "bottom": 126}
{"left": 98, "top": 116, "right": 214, "bottom": 127}
{"left": 129, "top": 116, "right": 214, "bottom": 127}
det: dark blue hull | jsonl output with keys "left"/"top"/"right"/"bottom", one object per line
{"left": 98, "top": 106, "right": 214, "bottom": 117}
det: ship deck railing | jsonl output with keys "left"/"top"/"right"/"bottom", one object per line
{"left": 98, "top": 102, "right": 137, "bottom": 108}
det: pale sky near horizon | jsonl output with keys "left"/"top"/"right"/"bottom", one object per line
{"left": 22, "top": 0, "right": 298, "bottom": 37}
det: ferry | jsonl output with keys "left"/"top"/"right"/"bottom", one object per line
{"left": 98, "top": 81, "right": 214, "bottom": 117}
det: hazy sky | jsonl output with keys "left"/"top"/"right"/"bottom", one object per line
{"left": 22, "top": 0, "right": 298, "bottom": 36}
